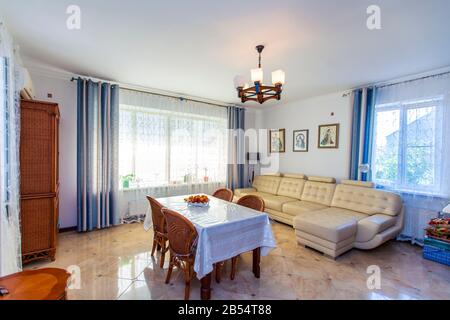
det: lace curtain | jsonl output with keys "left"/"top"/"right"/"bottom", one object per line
{"left": 373, "top": 73, "right": 450, "bottom": 244}
{"left": 118, "top": 89, "right": 228, "bottom": 219}
{"left": 0, "top": 22, "right": 23, "bottom": 276}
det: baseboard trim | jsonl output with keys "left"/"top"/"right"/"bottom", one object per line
{"left": 59, "top": 226, "right": 77, "bottom": 233}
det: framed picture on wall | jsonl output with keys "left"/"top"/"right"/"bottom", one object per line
{"left": 293, "top": 129, "right": 309, "bottom": 152}
{"left": 269, "top": 129, "right": 285, "bottom": 153}
{"left": 318, "top": 123, "right": 339, "bottom": 149}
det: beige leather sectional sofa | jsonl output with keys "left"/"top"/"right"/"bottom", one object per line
{"left": 233, "top": 174, "right": 403, "bottom": 258}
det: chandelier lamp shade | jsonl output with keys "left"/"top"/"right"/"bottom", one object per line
{"left": 234, "top": 45, "right": 285, "bottom": 104}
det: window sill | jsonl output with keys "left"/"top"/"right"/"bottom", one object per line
{"left": 375, "top": 185, "right": 449, "bottom": 199}
{"left": 120, "top": 181, "right": 225, "bottom": 192}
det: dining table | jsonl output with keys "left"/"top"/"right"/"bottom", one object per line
{"left": 144, "top": 194, "right": 277, "bottom": 300}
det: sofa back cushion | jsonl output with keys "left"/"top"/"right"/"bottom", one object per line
{"left": 276, "top": 177, "right": 306, "bottom": 199}
{"left": 341, "top": 179, "right": 375, "bottom": 188}
{"left": 261, "top": 172, "right": 282, "bottom": 177}
{"left": 300, "top": 179, "right": 336, "bottom": 206}
{"left": 331, "top": 184, "right": 402, "bottom": 216}
{"left": 283, "top": 173, "right": 307, "bottom": 179}
{"left": 307, "top": 176, "right": 336, "bottom": 183}
{"left": 252, "top": 175, "right": 282, "bottom": 194}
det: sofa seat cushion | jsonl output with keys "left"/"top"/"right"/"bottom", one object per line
{"left": 293, "top": 208, "right": 368, "bottom": 243}
{"left": 238, "top": 192, "right": 296, "bottom": 212}
{"left": 244, "top": 191, "right": 274, "bottom": 198}
{"left": 259, "top": 195, "right": 297, "bottom": 211}
{"left": 282, "top": 200, "right": 327, "bottom": 216}
{"left": 235, "top": 190, "right": 274, "bottom": 200}
{"left": 234, "top": 188, "right": 256, "bottom": 197}
{"left": 356, "top": 214, "right": 397, "bottom": 243}
{"left": 265, "top": 208, "right": 295, "bottom": 226}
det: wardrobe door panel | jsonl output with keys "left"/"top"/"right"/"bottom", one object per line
{"left": 20, "top": 99, "right": 60, "bottom": 264}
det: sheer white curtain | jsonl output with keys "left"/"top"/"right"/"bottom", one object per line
{"left": 373, "top": 73, "right": 450, "bottom": 244}
{"left": 0, "top": 22, "right": 23, "bottom": 276}
{"left": 118, "top": 89, "right": 228, "bottom": 219}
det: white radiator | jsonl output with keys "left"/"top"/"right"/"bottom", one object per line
{"left": 398, "top": 193, "right": 447, "bottom": 244}
{"left": 128, "top": 199, "right": 148, "bottom": 217}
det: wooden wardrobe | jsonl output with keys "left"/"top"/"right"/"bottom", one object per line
{"left": 20, "top": 99, "right": 60, "bottom": 264}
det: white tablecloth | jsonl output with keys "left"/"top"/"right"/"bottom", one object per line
{"left": 145, "top": 195, "right": 277, "bottom": 279}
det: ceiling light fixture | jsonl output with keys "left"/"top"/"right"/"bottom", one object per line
{"left": 234, "top": 45, "right": 285, "bottom": 104}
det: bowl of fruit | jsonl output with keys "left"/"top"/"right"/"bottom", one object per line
{"left": 184, "top": 195, "right": 210, "bottom": 207}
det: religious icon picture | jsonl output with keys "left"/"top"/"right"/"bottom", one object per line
{"left": 269, "top": 129, "right": 285, "bottom": 153}
{"left": 318, "top": 124, "right": 339, "bottom": 149}
{"left": 293, "top": 129, "right": 309, "bottom": 152}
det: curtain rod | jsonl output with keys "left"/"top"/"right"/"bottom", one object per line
{"left": 121, "top": 87, "right": 232, "bottom": 109}
{"left": 376, "top": 70, "right": 450, "bottom": 89}
{"left": 342, "top": 69, "right": 450, "bottom": 97}
{"left": 70, "top": 77, "right": 233, "bottom": 109}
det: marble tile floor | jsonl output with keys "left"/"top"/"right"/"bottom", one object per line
{"left": 25, "top": 221, "right": 450, "bottom": 300}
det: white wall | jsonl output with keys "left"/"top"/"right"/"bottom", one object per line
{"left": 259, "top": 92, "right": 353, "bottom": 181}
{"left": 28, "top": 71, "right": 260, "bottom": 227}
{"left": 27, "top": 71, "right": 351, "bottom": 228}
{"left": 29, "top": 71, "right": 78, "bottom": 228}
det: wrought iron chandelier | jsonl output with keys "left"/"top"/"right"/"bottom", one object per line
{"left": 234, "top": 45, "right": 285, "bottom": 104}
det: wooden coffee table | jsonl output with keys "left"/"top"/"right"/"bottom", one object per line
{"left": 0, "top": 268, "right": 70, "bottom": 300}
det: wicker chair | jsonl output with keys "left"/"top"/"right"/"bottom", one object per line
{"left": 230, "top": 195, "right": 265, "bottom": 280}
{"left": 236, "top": 195, "right": 265, "bottom": 212}
{"left": 212, "top": 188, "right": 234, "bottom": 202}
{"left": 146, "top": 196, "right": 169, "bottom": 268}
{"left": 162, "top": 208, "right": 199, "bottom": 300}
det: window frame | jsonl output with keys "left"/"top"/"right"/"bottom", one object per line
{"left": 1, "top": 57, "right": 10, "bottom": 217}
{"left": 372, "top": 96, "right": 444, "bottom": 196}
{"left": 118, "top": 104, "right": 228, "bottom": 189}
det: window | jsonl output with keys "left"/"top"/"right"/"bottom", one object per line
{"left": 372, "top": 97, "right": 443, "bottom": 194}
{"left": 1, "top": 57, "right": 10, "bottom": 212}
{"left": 119, "top": 103, "right": 228, "bottom": 189}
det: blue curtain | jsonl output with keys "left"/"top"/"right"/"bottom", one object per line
{"left": 349, "top": 87, "right": 376, "bottom": 181}
{"left": 77, "top": 78, "right": 119, "bottom": 232}
{"left": 226, "top": 106, "right": 246, "bottom": 190}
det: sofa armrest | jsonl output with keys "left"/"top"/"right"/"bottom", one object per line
{"left": 356, "top": 214, "right": 397, "bottom": 243}
{"left": 234, "top": 188, "right": 257, "bottom": 197}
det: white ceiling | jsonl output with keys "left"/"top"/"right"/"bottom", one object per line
{"left": 1, "top": 0, "right": 450, "bottom": 106}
